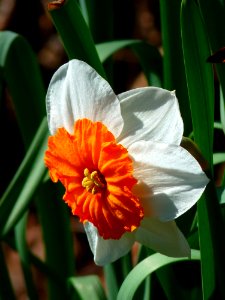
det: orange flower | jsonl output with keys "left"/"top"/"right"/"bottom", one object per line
{"left": 45, "top": 119, "right": 144, "bottom": 239}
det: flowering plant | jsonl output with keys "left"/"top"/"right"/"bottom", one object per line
{"left": 44, "top": 59, "right": 208, "bottom": 265}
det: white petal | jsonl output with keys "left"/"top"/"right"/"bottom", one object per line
{"left": 135, "top": 218, "right": 190, "bottom": 257}
{"left": 129, "top": 140, "right": 209, "bottom": 221}
{"left": 84, "top": 222, "right": 135, "bottom": 266}
{"left": 46, "top": 59, "right": 123, "bottom": 136}
{"left": 117, "top": 87, "right": 183, "bottom": 147}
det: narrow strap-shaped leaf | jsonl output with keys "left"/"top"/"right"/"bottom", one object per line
{"left": 29, "top": 251, "right": 66, "bottom": 288}
{"left": 103, "top": 263, "right": 120, "bottom": 300}
{"left": 78, "top": 0, "right": 113, "bottom": 43}
{"left": 134, "top": 247, "right": 154, "bottom": 300}
{"left": 131, "top": 42, "right": 163, "bottom": 87}
{"left": 96, "top": 40, "right": 162, "bottom": 87}
{"left": 198, "top": 1, "right": 225, "bottom": 133}
{"left": 117, "top": 250, "right": 200, "bottom": 300}
{"left": 68, "top": 275, "right": 107, "bottom": 300}
{"left": 159, "top": 0, "right": 192, "bottom": 135}
{"left": 104, "top": 252, "right": 133, "bottom": 300}
{"left": 3, "top": 235, "right": 69, "bottom": 297}
{"left": 214, "top": 122, "right": 223, "bottom": 130}
{"left": 36, "top": 180, "right": 74, "bottom": 300}
{"left": 137, "top": 245, "right": 188, "bottom": 300}
{"left": 0, "top": 118, "right": 48, "bottom": 237}
{"left": 0, "top": 31, "right": 45, "bottom": 148}
{"left": 96, "top": 40, "right": 141, "bottom": 62}
{"left": 220, "top": 87, "right": 225, "bottom": 134}
{"left": 181, "top": 1, "right": 225, "bottom": 298}
{"left": 213, "top": 153, "right": 225, "bottom": 165}
{"left": 15, "top": 213, "right": 39, "bottom": 300}
{"left": 48, "top": 0, "right": 105, "bottom": 78}
{"left": 181, "top": 0, "right": 214, "bottom": 170}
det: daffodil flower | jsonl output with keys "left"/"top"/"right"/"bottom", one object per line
{"left": 44, "top": 59, "right": 209, "bottom": 266}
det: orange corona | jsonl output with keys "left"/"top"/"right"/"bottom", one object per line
{"left": 45, "top": 118, "right": 144, "bottom": 239}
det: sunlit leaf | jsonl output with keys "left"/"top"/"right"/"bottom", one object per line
{"left": 117, "top": 250, "right": 200, "bottom": 300}
{"left": 68, "top": 275, "right": 107, "bottom": 300}
{"left": 48, "top": 0, "right": 105, "bottom": 78}
{"left": 96, "top": 40, "right": 162, "bottom": 86}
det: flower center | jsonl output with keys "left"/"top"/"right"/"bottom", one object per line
{"left": 44, "top": 119, "right": 144, "bottom": 240}
{"left": 82, "top": 168, "right": 106, "bottom": 194}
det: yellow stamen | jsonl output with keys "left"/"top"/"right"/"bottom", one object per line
{"left": 82, "top": 168, "right": 105, "bottom": 194}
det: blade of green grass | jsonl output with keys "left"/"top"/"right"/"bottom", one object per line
{"left": 159, "top": 0, "right": 192, "bottom": 136}
{"left": 0, "top": 31, "right": 45, "bottom": 149}
{"left": 68, "top": 275, "right": 107, "bottom": 300}
{"left": 0, "top": 118, "right": 48, "bottom": 237}
{"left": 48, "top": 0, "right": 105, "bottom": 78}
{"left": 117, "top": 250, "right": 200, "bottom": 300}
{"left": 181, "top": 1, "right": 225, "bottom": 298}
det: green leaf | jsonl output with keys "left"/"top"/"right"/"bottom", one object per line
{"left": 214, "top": 122, "right": 223, "bottom": 130}
{"left": 29, "top": 251, "right": 66, "bottom": 289}
{"left": 181, "top": 2, "right": 225, "bottom": 298}
{"left": 159, "top": 0, "right": 192, "bottom": 135}
{"left": 96, "top": 40, "right": 162, "bottom": 87}
{"left": 104, "top": 252, "right": 133, "bottom": 300}
{"left": 0, "top": 118, "right": 48, "bottom": 237}
{"left": 198, "top": 1, "right": 225, "bottom": 134}
{"left": 117, "top": 250, "right": 200, "bottom": 300}
{"left": 213, "top": 153, "right": 225, "bottom": 165}
{"left": 96, "top": 40, "right": 141, "bottom": 62}
{"left": 68, "top": 275, "right": 107, "bottom": 300}
{"left": 48, "top": 0, "right": 105, "bottom": 78}
{"left": 220, "top": 189, "right": 225, "bottom": 205}
{"left": 220, "top": 86, "right": 225, "bottom": 134}
{"left": 36, "top": 184, "right": 74, "bottom": 299}
{"left": 78, "top": 0, "right": 113, "bottom": 43}
{"left": 15, "top": 213, "right": 38, "bottom": 300}
{"left": 0, "top": 31, "right": 45, "bottom": 149}
{"left": 36, "top": 180, "right": 75, "bottom": 300}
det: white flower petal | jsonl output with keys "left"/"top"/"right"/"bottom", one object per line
{"left": 46, "top": 59, "right": 123, "bottom": 136}
{"left": 135, "top": 218, "right": 190, "bottom": 257}
{"left": 117, "top": 87, "right": 183, "bottom": 147}
{"left": 84, "top": 222, "right": 135, "bottom": 266}
{"left": 129, "top": 140, "right": 209, "bottom": 221}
